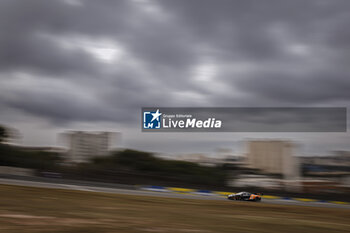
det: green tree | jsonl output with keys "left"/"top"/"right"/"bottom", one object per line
{"left": 0, "top": 125, "right": 8, "bottom": 143}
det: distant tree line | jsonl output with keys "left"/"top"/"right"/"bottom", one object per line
{"left": 0, "top": 124, "right": 227, "bottom": 188}
{"left": 0, "top": 125, "right": 61, "bottom": 170}
{"left": 61, "top": 150, "right": 227, "bottom": 188}
{"left": 0, "top": 125, "right": 8, "bottom": 143}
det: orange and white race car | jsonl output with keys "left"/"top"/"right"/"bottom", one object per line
{"left": 227, "top": 192, "right": 262, "bottom": 201}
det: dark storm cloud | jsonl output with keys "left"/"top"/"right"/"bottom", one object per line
{"left": 157, "top": 0, "right": 350, "bottom": 104}
{"left": 0, "top": 0, "right": 91, "bottom": 75}
{"left": 158, "top": 0, "right": 350, "bottom": 57}
{"left": 0, "top": 32, "right": 98, "bottom": 76}
{"left": 234, "top": 70, "right": 350, "bottom": 104}
{"left": 0, "top": 0, "right": 349, "bottom": 125}
{"left": 0, "top": 90, "right": 118, "bottom": 124}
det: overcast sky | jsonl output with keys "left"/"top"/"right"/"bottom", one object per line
{"left": 0, "top": 0, "right": 349, "bottom": 156}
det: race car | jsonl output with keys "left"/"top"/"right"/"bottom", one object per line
{"left": 227, "top": 192, "right": 262, "bottom": 201}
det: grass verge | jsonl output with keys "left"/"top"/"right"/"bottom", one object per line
{"left": 0, "top": 184, "right": 349, "bottom": 233}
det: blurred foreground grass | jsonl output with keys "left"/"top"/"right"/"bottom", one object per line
{"left": 0, "top": 184, "right": 349, "bottom": 233}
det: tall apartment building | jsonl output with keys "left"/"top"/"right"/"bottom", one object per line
{"left": 66, "top": 131, "right": 112, "bottom": 163}
{"left": 246, "top": 140, "right": 300, "bottom": 179}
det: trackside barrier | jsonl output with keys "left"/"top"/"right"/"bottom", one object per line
{"left": 167, "top": 187, "right": 196, "bottom": 193}
{"left": 193, "top": 190, "right": 214, "bottom": 196}
{"left": 293, "top": 198, "right": 317, "bottom": 202}
{"left": 262, "top": 195, "right": 280, "bottom": 199}
{"left": 140, "top": 185, "right": 350, "bottom": 205}
{"left": 214, "top": 191, "right": 233, "bottom": 196}
{"left": 141, "top": 185, "right": 170, "bottom": 192}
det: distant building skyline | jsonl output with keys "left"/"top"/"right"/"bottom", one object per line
{"left": 246, "top": 140, "right": 300, "bottom": 179}
{"left": 65, "top": 131, "right": 114, "bottom": 163}
{"left": 0, "top": 0, "right": 349, "bottom": 157}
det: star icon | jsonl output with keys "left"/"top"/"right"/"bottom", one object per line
{"left": 151, "top": 109, "right": 162, "bottom": 122}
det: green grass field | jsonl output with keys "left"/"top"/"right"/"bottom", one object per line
{"left": 0, "top": 184, "right": 349, "bottom": 233}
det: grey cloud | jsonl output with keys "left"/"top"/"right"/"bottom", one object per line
{"left": 233, "top": 69, "right": 350, "bottom": 104}
{"left": 0, "top": 87, "right": 122, "bottom": 124}
{"left": 0, "top": 0, "right": 350, "bottom": 126}
{"left": 0, "top": 0, "right": 134, "bottom": 76}
{"left": 0, "top": 33, "right": 99, "bottom": 76}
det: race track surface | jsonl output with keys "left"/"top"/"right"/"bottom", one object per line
{"left": 0, "top": 177, "right": 348, "bottom": 209}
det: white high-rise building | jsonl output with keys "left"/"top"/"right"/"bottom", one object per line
{"left": 246, "top": 140, "right": 300, "bottom": 179}
{"left": 66, "top": 131, "right": 113, "bottom": 163}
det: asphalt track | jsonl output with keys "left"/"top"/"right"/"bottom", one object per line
{"left": 0, "top": 177, "right": 349, "bottom": 209}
